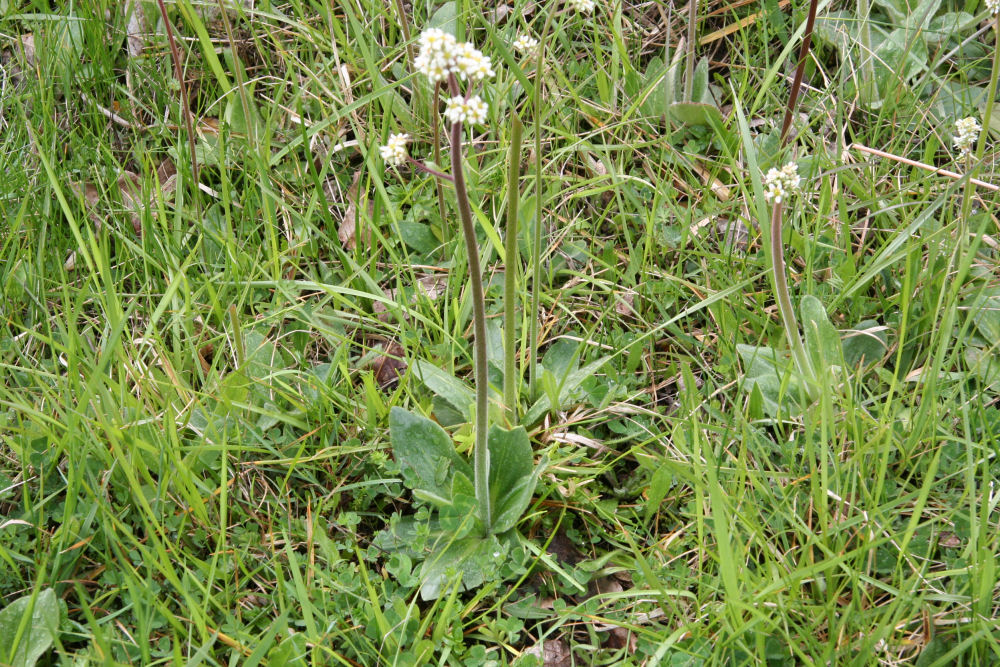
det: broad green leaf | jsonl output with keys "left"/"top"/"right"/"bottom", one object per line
{"left": 736, "top": 345, "right": 804, "bottom": 417}
{"left": 871, "top": 0, "right": 907, "bottom": 26}
{"left": 644, "top": 463, "right": 675, "bottom": 522}
{"left": 224, "top": 87, "right": 262, "bottom": 141}
{"left": 815, "top": 11, "right": 864, "bottom": 61}
{"left": 925, "top": 12, "right": 976, "bottom": 44}
{"left": 485, "top": 318, "right": 505, "bottom": 370}
{"left": 965, "top": 347, "right": 1000, "bottom": 392}
{"left": 33, "top": 14, "right": 85, "bottom": 73}
{"left": 637, "top": 56, "right": 677, "bottom": 117}
{"left": 487, "top": 425, "right": 544, "bottom": 534}
{"left": 522, "top": 355, "right": 610, "bottom": 424}
{"left": 438, "top": 471, "right": 481, "bottom": 536}
{"left": 389, "top": 407, "right": 471, "bottom": 498}
{"left": 842, "top": 319, "right": 889, "bottom": 368}
{"left": 0, "top": 588, "right": 59, "bottom": 667}
{"left": 969, "top": 294, "right": 1000, "bottom": 342}
{"left": 875, "top": 28, "right": 928, "bottom": 88}
{"left": 690, "top": 57, "right": 710, "bottom": 104}
{"left": 412, "top": 360, "right": 474, "bottom": 420}
{"left": 417, "top": 535, "right": 502, "bottom": 600}
{"left": 426, "top": 2, "right": 458, "bottom": 35}
{"left": 397, "top": 220, "right": 439, "bottom": 254}
{"left": 736, "top": 343, "right": 786, "bottom": 379}
{"left": 902, "top": 0, "right": 942, "bottom": 34}
{"left": 669, "top": 102, "right": 724, "bottom": 129}
{"left": 541, "top": 339, "right": 579, "bottom": 378}
{"left": 801, "top": 295, "right": 843, "bottom": 373}
{"left": 745, "top": 370, "right": 802, "bottom": 418}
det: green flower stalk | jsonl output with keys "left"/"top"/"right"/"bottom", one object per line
{"left": 958, "top": 9, "right": 1000, "bottom": 226}
{"left": 447, "top": 90, "right": 493, "bottom": 532}
{"left": 763, "top": 163, "right": 815, "bottom": 391}
{"left": 382, "top": 27, "right": 497, "bottom": 532}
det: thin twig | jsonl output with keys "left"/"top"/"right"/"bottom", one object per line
{"left": 155, "top": 0, "right": 199, "bottom": 185}
{"left": 851, "top": 143, "right": 999, "bottom": 192}
{"left": 779, "top": 0, "right": 819, "bottom": 144}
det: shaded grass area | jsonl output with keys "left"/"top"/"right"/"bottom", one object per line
{"left": 1, "top": 0, "right": 999, "bottom": 664}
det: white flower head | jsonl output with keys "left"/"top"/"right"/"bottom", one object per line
{"left": 763, "top": 161, "right": 801, "bottom": 204}
{"left": 456, "top": 42, "right": 494, "bottom": 81}
{"left": 566, "top": 0, "right": 596, "bottom": 13}
{"left": 953, "top": 116, "right": 981, "bottom": 157}
{"left": 415, "top": 29, "right": 494, "bottom": 83}
{"left": 379, "top": 133, "right": 409, "bottom": 167}
{"left": 415, "top": 29, "right": 460, "bottom": 83}
{"left": 513, "top": 34, "right": 539, "bottom": 55}
{"left": 987, "top": 0, "right": 999, "bottom": 15}
{"left": 444, "top": 95, "right": 489, "bottom": 125}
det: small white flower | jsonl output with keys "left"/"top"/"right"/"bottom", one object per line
{"left": 456, "top": 43, "right": 494, "bottom": 80}
{"left": 763, "top": 161, "right": 801, "bottom": 204}
{"left": 987, "top": 0, "right": 999, "bottom": 15}
{"left": 566, "top": 0, "right": 596, "bottom": 13}
{"left": 415, "top": 29, "right": 460, "bottom": 83}
{"left": 379, "top": 133, "right": 409, "bottom": 166}
{"left": 513, "top": 35, "right": 539, "bottom": 55}
{"left": 444, "top": 95, "right": 488, "bottom": 125}
{"left": 953, "top": 116, "right": 981, "bottom": 156}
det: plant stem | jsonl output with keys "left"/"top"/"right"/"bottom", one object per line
{"left": 769, "top": 202, "right": 815, "bottom": 388}
{"left": 779, "top": 0, "right": 818, "bottom": 143}
{"left": 857, "top": 0, "right": 876, "bottom": 100}
{"left": 529, "top": 8, "right": 560, "bottom": 400}
{"left": 504, "top": 113, "right": 524, "bottom": 424}
{"left": 155, "top": 0, "right": 199, "bottom": 189}
{"left": 406, "top": 156, "right": 455, "bottom": 182}
{"left": 449, "top": 107, "right": 492, "bottom": 533}
{"left": 432, "top": 83, "right": 449, "bottom": 242}
{"left": 770, "top": 0, "right": 820, "bottom": 393}
{"left": 958, "top": 15, "right": 1000, "bottom": 227}
{"left": 683, "top": 0, "right": 697, "bottom": 102}
{"left": 392, "top": 0, "right": 416, "bottom": 86}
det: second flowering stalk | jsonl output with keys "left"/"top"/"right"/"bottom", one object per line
{"left": 382, "top": 29, "right": 543, "bottom": 542}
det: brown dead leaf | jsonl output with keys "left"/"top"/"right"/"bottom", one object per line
{"left": 614, "top": 288, "right": 637, "bottom": 318}
{"left": 197, "top": 343, "right": 215, "bottom": 374}
{"left": 938, "top": 532, "right": 961, "bottom": 549}
{"left": 367, "top": 341, "right": 407, "bottom": 389}
{"left": 67, "top": 159, "right": 178, "bottom": 243}
{"left": 18, "top": 34, "right": 36, "bottom": 66}
{"left": 521, "top": 640, "right": 572, "bottom": 667}
{"left": 124, "top": 0, "right": 147, "bottom": 58}
{"left": 715, "top": 216, "right": 749, "bottom": 250}
{"left": 690, "top": 161, "right": 730, "bottom": 200}
{"left": 68, "top": 181, "right": 104, "bottom": 231}
{"left": 545, "top": 531, "right": 584, "bottom": 566}
{"left": 492, "top": 4, "right": 512, "bottom": 21}
{"left": 157, "top": 157, "right": 177, "bottom": 184}
{"left": 117, "top": 170, "right": 144, "bottom": 234}
{"left": 604, "top": 626, "right": 637, "bottom": 653}
{"left": 372, "top": 273, "right": 448, "bottom": 321}
{"left": 338, "top": 168, "right": 372, "bottom": 250}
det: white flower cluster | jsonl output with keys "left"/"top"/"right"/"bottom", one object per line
{"left": 445, "top": 95, "right": 489, "bottom": 125}
{"left": 988, "top": 0, "right": 999, "bottom": 15}
{"left": 379, "top": 133, "right": 409, "bottom": 166}
{"left": 953, "top": 116, "right": 981, "bottom": 157}
{"left": 566, "top": 0, "right": 596, "bottom": 13}
{"left": 414, "top": 28, "right": 495, "bottom": 84}
{"left": 513, "top": 35, "right": 539, "bottom": 55}
{"left": 763, "top": 162, "right": 801, "bottom": 204}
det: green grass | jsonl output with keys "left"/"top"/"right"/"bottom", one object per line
{"left": 2, "top": 0, "right": 1000, "bottom": 664}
